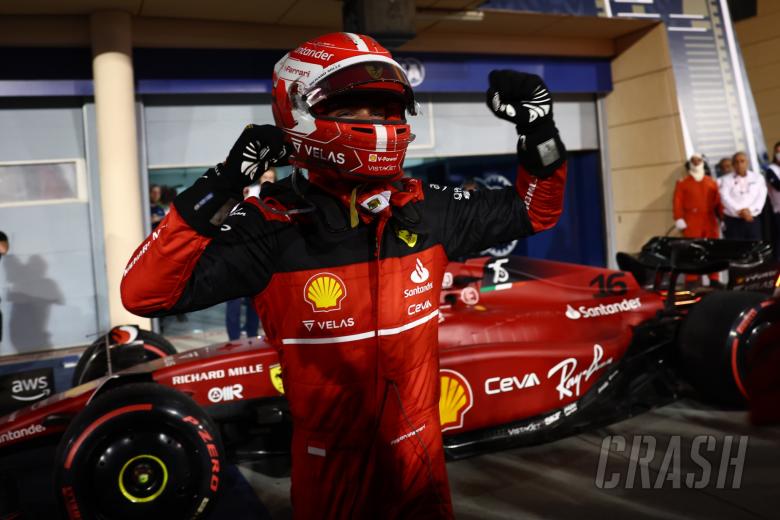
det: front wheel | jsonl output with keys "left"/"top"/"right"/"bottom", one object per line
{"left": 54, "top": 383, "right": 223, "bottom": 520}
{"left": 72, "top": 326, "right": 176, "bottom": 386}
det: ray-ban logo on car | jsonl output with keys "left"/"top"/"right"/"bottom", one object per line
{"left": 411, "top": 258, "right": 429, "bottom": 284}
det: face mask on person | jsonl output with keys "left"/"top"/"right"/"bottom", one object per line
{"left": 689, "top": 162, "right": 705, "bottom": 182}
{"left": 775, "top": 152, "right": 780, "bottom": 163}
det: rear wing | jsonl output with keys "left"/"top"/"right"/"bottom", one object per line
{"left": 617, "top": 237, "right": 779, "bottom": 293}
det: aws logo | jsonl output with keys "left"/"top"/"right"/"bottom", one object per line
{"left": 1, "top": 368, "right": 54, "bottom": 405}
{"left": 304, "top": 273, "right": 347, "bottom": 312}
{"left": 439, "top": 369, "right": 473, "bottom": 432}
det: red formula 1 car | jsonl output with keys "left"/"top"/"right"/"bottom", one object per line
{"left": 0, "top": 237, "right": 778, "bottom": 519}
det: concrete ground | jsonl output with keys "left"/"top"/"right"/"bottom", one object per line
{"left": 238, "top": 400, "right": 780, "bottom": 520}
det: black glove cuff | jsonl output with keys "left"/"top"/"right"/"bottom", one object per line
{"left": 516, "top": 119, "right": 567, "bottom": 179}
{"left": 174, "top": 168, "right": 242, "bottom": 237}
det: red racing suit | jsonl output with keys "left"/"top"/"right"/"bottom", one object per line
{"left": 673, "top": 174, "right": 723, "bottom": 239}
{"left": 121, "top": 163, "right": 566, "bottom": 519}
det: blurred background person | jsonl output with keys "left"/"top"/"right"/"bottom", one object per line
{"left": 674, "top": 154, "right": 723, "bottom": 286}
{"left": 684, "top": 152, "right": 712, "bottom": 178}
{"left": 161, "top": 185, "right": 177, "bottom": 212}
{"left": 149, "top": 184, "right": 166, "bottom": 230}
{"left": 719, "top": 151, "right": 767, "bottom": 240}
{"left": 765, "top": 141, "right": 780, "bottom": 259}
{"left": 716, "top": 156, "right": 733, "bottom": 178}
{"left": 462, "top": 178, "right": 480, "bottom": 192}
{"left": 258, "top": 167, "right": 276, "bottom": 188}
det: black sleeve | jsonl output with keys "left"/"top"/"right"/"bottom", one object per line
{"left": 420, "top": 183, "right": 533, "bottom": 259}
{"left": 162, "top": 200, "right": 284, "bottom": 315}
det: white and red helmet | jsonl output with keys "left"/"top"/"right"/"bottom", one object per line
{"left": 272, "top": 32, "right": 418, "bottom": 183}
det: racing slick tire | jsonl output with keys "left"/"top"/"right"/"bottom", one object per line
{"left": 0, "top": 473, "right": 20, "bottom": 520}
{"left": 678, "top": 291, "right": 768, "bottom": 406}
{"left": 54, "top": 383, "right": 223, "bottom": 520}
{"left": 72, "top": 326, "right": 176, "bottom": 386}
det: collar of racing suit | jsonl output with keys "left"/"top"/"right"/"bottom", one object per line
{"left": 306, "top": 170, "right": 425, "bottom": 228}
{"left": 259, "top": 173, "right": 429, "bottom": 240}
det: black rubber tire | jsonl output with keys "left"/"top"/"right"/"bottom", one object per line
{"left": 0, "top": 473, "right": 20, "bottom": 519}
{"left": 72, "top": 328, "right": 176, "bottom": 387}
{"left": 54, "top": 383, "right": 223, "bottom": 520}
{"left": 678, "top": 291, "right": 767, "bottom": 406}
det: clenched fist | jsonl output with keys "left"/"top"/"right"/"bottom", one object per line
{"left": 487, "top": 70, "right": 552, "bottom": 133}
{"left": 486, "top": 70, "right": 566, "bottom": 178}
{"left": 216, "top": 124, "right": 291, "bottom": 193}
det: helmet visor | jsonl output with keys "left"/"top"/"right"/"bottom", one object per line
{"left": 302, "top": 61, "right": 418, "bottom": 118}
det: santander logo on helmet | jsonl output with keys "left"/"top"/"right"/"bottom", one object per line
{"left": 272, "top": 32, "right": 418, "bottom": 183}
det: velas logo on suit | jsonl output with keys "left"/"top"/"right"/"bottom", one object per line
{"left": 304, "top": 272, "right": 347, "bottom": 312}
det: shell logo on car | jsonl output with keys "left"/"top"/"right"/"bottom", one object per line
{"left": 304, "top": 273, "right": 347, "bottom": 312}
{"left": 270, "top": 364, "right": 285, "bottom": 395}
{"left": 439, "top": 369, "right": 473, "bottom": 432}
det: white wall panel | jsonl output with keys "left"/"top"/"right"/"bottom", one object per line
{"left": 144, "top": 93, "right": 598, "bottom": 168}
{"left": 0, "top": 105, "right": 99, "bottom": 354}
{"left": 145, "top": 101, "right": 274, "bottom": 168}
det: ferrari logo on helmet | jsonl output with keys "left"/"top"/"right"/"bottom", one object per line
{"left": 364, "top": 64, "right": 384, "bottom": 80}
{"left": 270, "top": 364, "right": 285, "bottom": 394}
{"left": 397, "top": 229, "right": 418, "bottom": 248}
{"left": 439, "top": 369, "right": 473, "bottom": 432}
{"left": 304, "top": 273, "right": 347, "bottom": 312}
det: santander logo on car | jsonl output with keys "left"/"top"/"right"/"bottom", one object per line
{"left": 566, "top": 298, "right": 642, "bottom": 320}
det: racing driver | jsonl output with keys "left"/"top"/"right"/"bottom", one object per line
{"left": 121, "top": 32, "right": 567, "bottom": 519}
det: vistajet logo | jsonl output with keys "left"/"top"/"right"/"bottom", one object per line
{"left": 566, "top": 298, "right": 641, "bottom": 320}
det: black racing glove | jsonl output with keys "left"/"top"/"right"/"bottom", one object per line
{"left": 487, "top": 70, "right": 566, "bottom": 178}
{"left": 175, "top": 124, "right": 291, "bottom": 235}
{"left": 216, "top": 124, "right": 291, "bottom": 194}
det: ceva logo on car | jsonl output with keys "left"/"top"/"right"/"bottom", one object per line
{"left": 566, "top": 298, "right": 642, "bottom": 320}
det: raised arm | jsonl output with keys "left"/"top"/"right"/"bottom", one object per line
{"left": 121, "top": 125, "right": 291, "bottom": 317}
{"left": 423, "top": 70, "right": 567, "bottom": 259}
